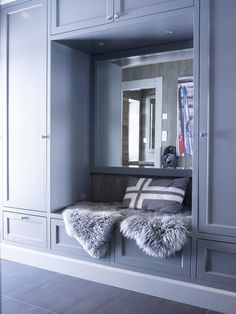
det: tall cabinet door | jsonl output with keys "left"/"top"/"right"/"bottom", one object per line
{"left": 1, "top": 0, "right": 47, "bottom": 211}
{"left": 198, "top": 0, "right": 236, "bottom": 236}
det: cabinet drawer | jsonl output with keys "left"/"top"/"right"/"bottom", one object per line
{"left": 51, "top": 0, "right": 112, "bottom": 35}
{"left": 51, "top": 219, "right": 111, "bottom": 261}
{"left": 115, "top": 229, "right": 191, "bottom": 277}
{"left": 3, "top": 211, "right": 47, "bottom": 248}
{"left": 197, "top": 240, "right": 236, "bottom": 288}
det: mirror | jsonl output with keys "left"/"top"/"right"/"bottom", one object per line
{"left": 95, "top": 49, "right": 193, "bottom": 169}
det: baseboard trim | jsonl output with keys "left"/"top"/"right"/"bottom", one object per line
{"left": 1, "top": 243, "right": 235, "bottom": 314}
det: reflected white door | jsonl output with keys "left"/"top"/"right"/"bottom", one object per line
{"left": 122, "top": 77, "right": 163, "bottom": 168}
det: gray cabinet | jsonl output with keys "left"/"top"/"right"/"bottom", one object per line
{"left": 197, "top": 239, "right": 236, "bottom": 290}
{"left": 3, "top": 211, "right": 47, "bottom": 248}
{"left": 51, "top": 0, "right": 113, "bottom": 35}
{"left": 51, "top": 219, "right": 191, "bottom": 277}
{"left": 114, "top": 229, "right": 191, "bottom": 277}
{"left": 51, "top": 0, "right": 193, "bottom": 35}
{"left": 1, "top": 1, "right": 91, "bottom": 214}
{"left": 1, "top": 0, "right": 47, "bottom": 212}
{"left": 198, "top": 0, "right": 236, "bottom": 237}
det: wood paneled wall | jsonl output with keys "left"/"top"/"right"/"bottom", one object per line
{"left": 91, "top": 173, "right": 192, "bottom": 209}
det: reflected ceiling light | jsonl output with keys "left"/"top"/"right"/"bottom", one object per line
{"left": 21, "top": 11, "right": 30, "bottom": 19}
{"left": 164, "top": 30, "right": 174, "bottom": 35}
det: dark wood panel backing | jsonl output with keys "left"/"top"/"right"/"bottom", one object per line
{"left": 91, "top": 173, "right": 192, "bottom": 209}
{"left": 91, "top": 174, "right": 128, "bottom": 202}
{"left": 183, "top": 178, "right": 192, "bottom": 209}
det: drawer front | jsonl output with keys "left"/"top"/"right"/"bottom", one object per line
{"left": 115, "top": 229, "right": 191, "bottom": 277}
{"left": 3, "top": 211, "right": 47, "bottom": 248}
{"left": 197, "top": 239, "right": 236, "bottom": 288}
{"left": 51, "top": 219, "right": 111, "bottom": 261}
{"left": 51, "top": 0, "right": 112, "bottom": 35}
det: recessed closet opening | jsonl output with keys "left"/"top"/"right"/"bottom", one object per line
{"left": 51, "top": 4, "right": 194, "bottom": 213}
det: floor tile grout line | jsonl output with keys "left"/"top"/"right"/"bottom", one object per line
{"left": 1, "top": 293, "right": 59, "bottom": 314}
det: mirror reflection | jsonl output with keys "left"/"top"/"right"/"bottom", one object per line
{"left": 95, "top": 49, "right": 193, "bottom": 169}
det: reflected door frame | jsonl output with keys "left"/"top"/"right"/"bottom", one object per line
{"left": 121, "top": 77, "right": 163, "bottom": 168}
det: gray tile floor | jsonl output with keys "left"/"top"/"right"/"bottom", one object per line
{"left": 1, "top": 259, "right": 221, "bottom": 314}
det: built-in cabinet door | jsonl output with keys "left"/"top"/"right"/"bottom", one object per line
{"left": 51, "top": 0, "right": 113, "bottom": 35}
{"left": 115, "top": 229, "right": 191, "bottom": 277}
{"left": 198, "top": 0, "right": 236, "bottom": 237}
{"left": 51, "top": 219, "right": 111, "bottom": 261}
{"left": 113, "top": 0, "right": 193, "bottom": 22}
{"left": 1, "top": 0, "right": 47, "bottom": 211}
{"left": 197, "top": 240, "right": 236, "bottom": 290}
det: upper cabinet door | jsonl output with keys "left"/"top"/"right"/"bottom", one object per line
{"left": 113, "top": 0, "right": 193, "bottom": 22}
{"left": 198, "top": 0, "right": 236, "bottom": 237}
{"left": 1, "top": 0, "right": 47, "bottom": 211}
{"left": 51, "top": 0, "right": 113, "bottom": 35}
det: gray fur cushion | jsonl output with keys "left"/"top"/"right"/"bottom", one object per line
{"left": 63, "top": 202, "right": 191, "bottom": 259}
{"left": 120, "top": 213, "right": 191, "bottom": 258}
{"left": 63, "top": 205, "right": 123, "bottom": 258}
{"left": 122, "top": 176, "right": 189, "bottom": 213}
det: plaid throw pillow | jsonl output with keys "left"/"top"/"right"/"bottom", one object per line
{"left": 123, "top": 176, "right": 189, "bottom": 213}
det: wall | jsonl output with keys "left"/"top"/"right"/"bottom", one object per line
{"left": 96, "top": 62, "right": 122, "bottom": 167}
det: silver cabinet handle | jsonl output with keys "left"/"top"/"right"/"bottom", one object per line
{"left": 114, "top": 14, "right": 119, "bottom": 20}
{"left": 106, "top": 15, "right": 112, "bottom": 21}
{"left": 41, "top": 135, "right": 49, "bottom": 139}
{"left": 200, "top": 132, "right": 207, "bottom": 137}
{"left": 21, "top": 216, "right": 29, "bottom": 220}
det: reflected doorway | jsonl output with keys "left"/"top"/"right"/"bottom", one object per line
{"left": 122, "top": 78, "right": 163, "bottom": 168}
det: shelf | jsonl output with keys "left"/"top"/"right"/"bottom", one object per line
{"left": 91, "top": 166, "right": 192, "bottom": 177}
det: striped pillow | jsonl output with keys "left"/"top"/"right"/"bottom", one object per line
{"left": 123, "top": 176, "right": 189, "bottom": 213}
